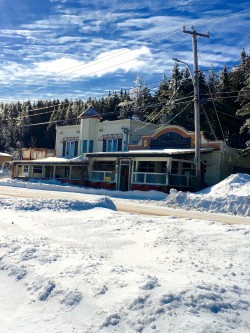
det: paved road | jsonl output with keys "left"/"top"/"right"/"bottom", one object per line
{"left": 0, "top": 185, "right": 249, "bottom": 225}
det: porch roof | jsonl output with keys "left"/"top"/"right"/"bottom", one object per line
{"left": 11, "top": 156, "right": 88, "bottom": 165}
{"left": 86, "top": 148, "right": 214, "bottom": 158}
{"left": 0, "top": 152, "right": 11, "bottom": 157}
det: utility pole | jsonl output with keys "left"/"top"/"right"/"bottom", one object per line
{"left": 183, "top": 27, "right": 209, "bottom": 187}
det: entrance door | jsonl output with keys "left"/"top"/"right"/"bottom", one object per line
{"left": 119, "top": 164, "right": 129, "bottom": 191}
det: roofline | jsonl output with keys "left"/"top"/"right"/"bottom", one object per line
{"left": 10, "top": 160, "right": 88, "bottom": 165}
{"left": 86, "top": 149, "right": 214, "bottom": 158}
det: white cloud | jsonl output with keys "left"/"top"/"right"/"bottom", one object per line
{"left": 49, "top": 0, "right": 68, "bottom": 3}
{"left": 34, "top": 46, "right": 152, "bottom": 78}
{"left": 0, "top": 47, "right": 152, "bottom": 89}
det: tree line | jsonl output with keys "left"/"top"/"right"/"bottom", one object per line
{"left": 0, "top": 49, "right": 249, "bottom": 156}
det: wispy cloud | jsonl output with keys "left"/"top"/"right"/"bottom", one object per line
{"left": 35, "top": 46, "right": 152, "bottom": 78}
{"left": 0, "top": 0, "right": 249, "bottom": 101}
{"left": 0, "top": 46, "right": 152, "bottom": 87}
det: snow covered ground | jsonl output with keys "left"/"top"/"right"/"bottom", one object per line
{"left": 0, "top": 172, "right": 250, "bottom": 332}
{"left": 0, "top": 172, "right": 249, "bottom": 216}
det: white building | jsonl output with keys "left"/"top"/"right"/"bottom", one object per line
{"left": 11, "top": 106, "right": 250, "bottom": 192}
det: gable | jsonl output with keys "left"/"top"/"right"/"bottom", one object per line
{"left": 150, "top": 131, "right": 191, "bottom": 149}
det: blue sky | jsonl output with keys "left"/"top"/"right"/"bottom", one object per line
{"left": 0, "top": 0, "right": 249, "bottom": 102}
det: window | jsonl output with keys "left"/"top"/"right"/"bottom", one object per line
{"left": 23, "top": 166, "right": 29, "bottom": 173}
{"left": 171, "top": 161, "right": 179, "bottom": 174}
{"left": 64, "top": 166, "right": 70, "bottom": 178}
{"left": 62, "top": 141, "right": 78, "bottom": 157}
{"left": 89, "top": 140, "right": 94, "bottom": 153}
{"left": 82, "top": 140, "right": 94, "bottom": 153}
{"left": 45, "top": 166, "right": 53, "bottom": 178}
{"left": 103, "top": 138, "right": 122, "bottom": 152}
{"left": 82, "top": 140, "right": 88, "bottom": 153}
{"left": 90, "top": 161, "right": 116, "bottom": 183}
{"left": 182, "top": 162, "right": 195, "bottom": 176}
{"left": 33, "top": 166, "right": 43, "bottom": 177}
{"left": 74, "top": 142, "right": 78, "bottom": 156}
{"left": 93, "top": 161, "right": 115, "bottom": 172}
{"left": 137, "top": 161, "right": 155, "bottom": 173}
{"left": 107, "top": 140, "right": 112, "bottom": 152}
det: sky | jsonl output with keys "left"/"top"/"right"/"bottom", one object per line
{"left": 0, "top": 0, "right": 249, "bottom": 102}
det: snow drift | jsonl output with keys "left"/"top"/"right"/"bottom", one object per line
{"left": 0, "top": 196, "right": 116, "bottom": 212}
{"left": 165, "top": 173, "right": 250, "bottom": 216}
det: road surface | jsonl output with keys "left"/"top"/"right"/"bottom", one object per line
{"left": 0, "top": 185, "right": 249, "bottom": 225}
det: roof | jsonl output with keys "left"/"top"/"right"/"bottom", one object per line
{"left": 0, "top": 152, "right": 11, "bottom": 157}
{"left": 11, "top": 156, "right": 88, "bottom": 165}
{"left": 86, "top": 148, "right": 214, "bottom": 158}
{"left": 11, "top": 148, "right": 214, "bottom": 165}
{"left": 78, "top": 106, "right": 102, "bottom": 119}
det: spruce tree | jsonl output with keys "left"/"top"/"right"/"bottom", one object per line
{"left": 236, "top": 53, "right": 250, "bottom": 154}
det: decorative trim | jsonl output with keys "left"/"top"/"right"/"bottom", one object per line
{"left": 60, "top": 136, "right": 79, "bottom": 143}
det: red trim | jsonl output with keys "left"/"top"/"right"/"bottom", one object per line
{"left": 131, "top": 184, "right": 193, "bottom": 193}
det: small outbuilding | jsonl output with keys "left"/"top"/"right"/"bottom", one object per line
{"left": 0, "top": 152, "right": 11, "bottom": 166}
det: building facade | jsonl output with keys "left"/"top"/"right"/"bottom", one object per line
{"left": 11, "top": 106, "right": 250, "bottom": 192}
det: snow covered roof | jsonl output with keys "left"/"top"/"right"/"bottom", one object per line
{"left": 0, "top": 152, "right": 11, "bottom": 157}
{"left": 11, "top": 155, "right": 88, "bottom": 165}
{"left": 86, "top": 148, "right": 214, "bottom": 158}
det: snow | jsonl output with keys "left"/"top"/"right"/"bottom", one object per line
{"left": 0, "top": 173, "right": 250, "bottom": 332}
{"left": 0, "top": 152, "right": 11, "bottom": 157}
{"left": 91, "top": 148, "right": 214, "bottom": 155}
{"left": 0, "top": 172, "right": 249, "bottom": 216}
{"left": 164, "top": 173, "right": 250, "bottom": 216}
{"left": 27, "top": 156, "right": 87, "bottom": 163}
{"left": 200, "top": 173, "right": 250, "bottom": 197}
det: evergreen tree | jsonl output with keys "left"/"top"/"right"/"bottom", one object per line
{"left": 16, "top": 102, "right": 31, "bottom": 148}
{"left": 236, "top": 52, "right": 250, "bottom": 154}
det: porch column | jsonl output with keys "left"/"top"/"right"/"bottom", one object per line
{"left": 166, "top": 158, "right": 170, "bottom": 185}
{"left": 128, "top": 159, "right": 133, "bottom": 191}
{"left": 69, "top": 166, "right": 72, "bottom": 179}
{"left": 53, "top": 166, "right": 56, "bottom": 178}
{"left": 115, "top": 162, "right": 119, "bottom": 190}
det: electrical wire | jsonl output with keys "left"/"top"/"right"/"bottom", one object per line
{"left": 201, "top": 105, "right": 218, "bottom": 141}
{"left": 198, "top": 51, "right": 226, "bottom": 142}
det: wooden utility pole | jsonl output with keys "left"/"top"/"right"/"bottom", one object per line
{"left": 183, "top": 27, "right": 209, "bottom": 187}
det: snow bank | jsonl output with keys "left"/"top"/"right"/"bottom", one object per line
{"left": 0, "top": 196, "right": 116, "bottom": 212}
{"left": 0, "top": 173, "right": 249, "bottom": 216}
{"left": 165, "top": 174, "right": 250, "bottom": 216}
{"left": 200, "top": 173, "right": 250, "bottom": 197}
{"left": 0, "top": 177, "right": 167, "bottom": 201}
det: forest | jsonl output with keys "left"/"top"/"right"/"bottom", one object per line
{"left": 0, "top": 49, "right": 249, "bottom": 156}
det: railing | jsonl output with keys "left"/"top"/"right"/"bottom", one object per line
{"left": 89, "top": 171, "right": 116, "bottom": 182}
{"left": 132, "top": 172, "right": 195, "bottom": 187}
{"left": 132, "top": 172, "right": 168, "bottom": 185}
{"left": 169, "top": 174, "right": 195, "bottom": 187}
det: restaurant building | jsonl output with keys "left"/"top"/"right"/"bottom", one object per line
{"left": 11, "top": 106, "right": 250, "bottom": 192}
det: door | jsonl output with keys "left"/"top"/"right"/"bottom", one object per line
{"left": 119, "top": 164, "right": 129, "bottom": 191}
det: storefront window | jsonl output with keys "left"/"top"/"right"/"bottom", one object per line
{"left": 171, "top": 161, "right": 179, "bottom": 174}
{"left": 92, "top": 161, "right": 115, "bottom": 172}
{"left": 182, "top": 162, "right": 195, "bottom": 176}
{"left": 33, "top": 166, "right": 43, "bottom": 174}
{"left": 137, "top": 161, "right": 155, "bottom": 173}
{"left": 33, "top": 165, "right": 43, "bottom": 178}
